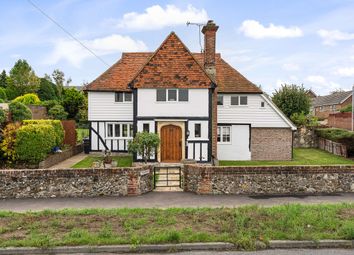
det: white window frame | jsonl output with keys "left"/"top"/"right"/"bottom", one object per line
{"left": 115, "top": 92, "right": 132, "bottom": 103}
{"left": 230, "top": 95, "right": 248, "bottom": 106}
{"left": 217, "top": 126, "right": 231, "bottom": 144}
{"left": 106, "top": 122, "right": 133, "bottom": 139}
{"left": 156, "top": 89, "right": 189, "bottom": 102}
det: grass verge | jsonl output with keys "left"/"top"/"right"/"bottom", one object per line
{"left": 220, "top": 148, "right": 354, "bottom": 166}
{"left": 0, "top": 204, "right": 353, "bottom": 249}
{"left": 71, "top": 155, "right": 133, "bottom": 168}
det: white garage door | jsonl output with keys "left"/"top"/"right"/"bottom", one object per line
{"left": 217, "top": 125, "right": 251, "bottom": 160}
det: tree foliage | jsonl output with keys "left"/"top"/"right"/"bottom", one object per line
{"left": 0, "top": 70, "right": 7, "bottom": 88}
{"left": 272, "top": 84, "right": 311, "bottom": 118}
{"left": 9, "top": 101, "right": 32, "bottom": 122}
{"left": 52, "top": 69, "right": 71, "bottom": 98}
{"left": 8, "top": 60, "right": 40, "bottom": 98}
{"left": 290, "top": 112, "right": 318, "bottom": 127}
{"left": 128, "top": 132, "right": 160, "bottom": 163}
{"left": 37, "top": 78, "right": 58, "bottom": 101}
{"left": 62, "top": 87, "right": 85, "bottom": 119}
{"left": 48, "top": 104, "right": 68, "bottom": 120}
{"left": 0, "top": 87, "right": 7, "bottom": 101}
{"left": 0, "top": 108, "right": 7, "bottom": 125}
{"left": 0, "top": 122, "right": 21, "bottom": 164}
{"left": 13, "top": 93, "right": 41, "bottom": 105}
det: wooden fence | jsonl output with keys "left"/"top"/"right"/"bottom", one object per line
{"left": 318, "top": 137, "right": 348, "bottom": 157}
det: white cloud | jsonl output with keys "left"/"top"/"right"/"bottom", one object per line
{"left": 46, "top": 34, "right": 147, "bottom": 67}
{"left": 239, "top": 20, "right": 303, "bottom": 39}
{"left": 334, "top": 67, "right": 354, "bottom": 77}
{"left": 282, "top": 63, "right": 300, "bottom": 71}
{"left": 317, "top": 29, "right": 354, "bottom": 45}
{"left": 305, "top": 75, "right": 341, "bottom": 94}
{"left": 10, "top": 54, "right": 21, "bottom": 59}
{"left": 118, "top": 4, "right": 208, "bottom": 30}
{"left": 306, "top": 75, "right": 327, "bottom": 85}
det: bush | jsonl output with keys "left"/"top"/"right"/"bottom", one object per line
{"left": 315, "top": 128, "right": 354, "bottom": 147}
{"left": 0, "top": 108, "right": 7, "bottom": 125}
{"left": 290, "top": 112, "right": 319, "bottom": 127}
{"left": 13, "top": 93, "right": 41, "bottom": 105}
{"left": 128, "top": 132, "right": 160, "bottom": 163}
{"left": 0, "top": 122, "right": 21, "bottom": 164}
{"left": 0, "top": 87, "right": 7, "bottom": 101}
{"left": 62, "top": 88, "right": 85, "bottom": 119}
{"left": 48, "top": 104, "right": 68, "bottom": 120}
{"left": 15, "top": 124, "right": 56, "bottom": 164}
{"left": 340, "top": 105, "right": 352, "bottom": 113}
{"left": 23, "top": 120, "right": 64, "bottom": 147}
{"left": 40, "top": 100, "right": 60, "bottom": 111}
{"left": 9, "top": 101, "right": 32, "bottom": 122}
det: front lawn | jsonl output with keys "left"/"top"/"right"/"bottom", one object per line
{"left": 0, "top": 204, "right": 353, "bottom": 249}
{"left": 220, "top": 148, "right": 354, "bottom": 166}
{"left": 71, "top": 155, "right": 133, "bottom": 168}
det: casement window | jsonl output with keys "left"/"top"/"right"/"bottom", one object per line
{"left": 143, "top": 123, "right": 150, "bottom": 132}
{"left": 106, "top": 123, "right": 133, "bottom": 138}
{"left": 194, "top": 123, "right": 201, "bottom": 138}
{"left": 217, "top": 95, "right": 223, "bottom": 105}
{"left": 156, "top": 89, "right": 189, "bottom": 102}
{"left": 217, "top": 126, "right": 231, "bottom": 143}
{"left": 231, "top": 95, "right": 248, "bottom": 106}
{"left": 115, "top": 92, "right": 132, "bottom": 102}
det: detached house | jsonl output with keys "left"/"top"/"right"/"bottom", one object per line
{"left": 85, "top": 20, "right": 296, "bottom": 163}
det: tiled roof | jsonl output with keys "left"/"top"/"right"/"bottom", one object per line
{"left": 85, "top": 33, "right": 262, "bottom": 93}
{"left": 312, "top": 91, "right": 352, "bottom": 107}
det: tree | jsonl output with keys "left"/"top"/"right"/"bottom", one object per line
{"left": 0, "top": 70, "right": 7, "bottom": 88}
{"left": 272, "top": 84, "right": 311, "bottom": 118}
{"left": 52, "top": 69, "right": 71, "bottom": 98}
{"left": 8, "top": 60, "right": 40, "bottom": 98}
{"left": 37, "top": 78, "right": 58, "bottom": 101}
{"left": 0, "top": 87, "right": 7, "bottom": 101}
{"left": 128, "top": 132, "right": 160, "bottom": 163}
{"left": 48, "top": 104, "right": 68, "bottom": 120}
{"left": 9, "top": 101, "right": 32, "bottom": 122}
{"left": 62, "top": 87, "right": 85, "bottom": 119}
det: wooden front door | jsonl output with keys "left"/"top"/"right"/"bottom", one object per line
{"left": 160, "top": 125, "right": 182, "bottom": 162}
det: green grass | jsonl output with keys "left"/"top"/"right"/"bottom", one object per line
{"left": 76, "top": 129, "right": 89, "bottom": 144}
{"left": 220, "top": 148, "right": 354, "bottom": 166}
{"left": 71, "top": 155, "right": 133, "bottom": 168}
{"left": 0, "top": 204, "right": 353, "bottom": 249}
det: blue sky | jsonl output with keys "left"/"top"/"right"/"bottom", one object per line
{"left": 1, "top": 0, "right": 354, "bottom": 95}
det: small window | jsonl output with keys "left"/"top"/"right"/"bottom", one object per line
{"left": 240, "top": 96, "right": 248, "bottom": 105}
{"left": 217, "top": 127, "right": 221, "bottom": 142}
{"left": 222, "top": 127, "right": 231, "bottom": 142}
{"left": 114, "top": 124, "right": 120, "bottom": 137}
{"left": 179, "top": 89, "right": 189, "bottom": 101}
{"left": 107, "top": 124, "right": 113, "bottom": 137}
{"left": 217, "top": 95, "right": 223, "bottom": 105}
{"left": 115, "top": 92, "right": 124, "bottom": 102}
{"left": 231, "top": 96, "right": 239, "bottom": 105}
{"left": 143, "top": 123, "right": 150, "bottom": 132}
{"left": 261, "top": 101, "right": 265, "bottom": 107}
{"left": 122, "top": 124, "right": 128, "bottom": 137}
{"left": 168, "top": 89, "right": 177, "bottom": 101}
{"left": 156, "top": 89, "right": 166, "bottom": 101}
{"left": 124, "top": 93, "right": 132, "bottom": 102}
{"left": 195, "top": 123, "right": 201, "bottom": 138}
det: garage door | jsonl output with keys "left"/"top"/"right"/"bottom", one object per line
{"left": 217, "top": 124, "right": 251, "bottom": 160}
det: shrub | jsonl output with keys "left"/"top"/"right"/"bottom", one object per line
{"left": 315, "top": 128, "right": 354, "bottom": 148}
{"left": 0, "top": 87, "right": 7, "bottom": 101}
{"left": 23, "top": 120, "right": 64, "bottom": 147}
{"left": 9, "top": 101, "right": 32, "bottom": 122}
{"left": 62, "top": 87, "right": 85, "bottom": 119}
{"left": 15, "top": 124, "right": 56, "bottom": 164}
{"left": 0, "top": 122, "right": 21, "bottom": 164}
{"left": 13, "top": 93, "right": 41, "bottom": 105}
{"left": 128, "top": 132, "right": 160, "bottom": 163}
{"left": 340, "top": 104, "right": 352, "bottom": 113}
{"left": 0, "top": 108, "right": 7, "bottom": 125}
{"left": 48, "top": 104, "right": 68, "bottom": 120}
{"left": 40, "top": 100, "right": 60, "bottom": 111}
{"left": 290, "top": 112, "right": 319, "bottom": 127}
{"left": 0, "top": 99, "right": 4, "bottom": 103}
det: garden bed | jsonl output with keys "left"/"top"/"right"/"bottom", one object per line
{"left": 0, "top": 204, "right": 353, "bottom": 249}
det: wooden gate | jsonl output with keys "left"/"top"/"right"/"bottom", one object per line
{"left": 160, "top": 125, "right": 182, "bottom": 162}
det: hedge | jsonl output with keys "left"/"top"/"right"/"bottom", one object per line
{"left": 315, "top": 128, "right": 354, "bottom": 147}
{"left": 15, "top": 124, "right": 56, "bottom": 164}
{"left": 8, "top": 101, "right": 32, "bottom": 122}
{"left": 23, "top": 120, "right": 64, "bottom": 147}
{"left": 13, "top": 93, "right": 41, "bottom": 105}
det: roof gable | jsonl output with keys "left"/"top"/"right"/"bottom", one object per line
{"left": 130, "top": 32, "right": 214, "bottom": 89}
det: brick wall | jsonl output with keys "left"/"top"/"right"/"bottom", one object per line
{"left": 61, "top": 120, "right": 77, "bottom": 146}
{"left": 251, "top": 128, "right": 292, "bottom": 160}
{"left": 328, "top": 112, "right": 353, "bottom": 130}
{"left": 28, "top": 105, "right": 47, "bottom": 119}
{"left": 0, "top": 165, "right": 153, "bottom": 199}
{"left": 183, "top": 164, "right": 354, "bottom": 195}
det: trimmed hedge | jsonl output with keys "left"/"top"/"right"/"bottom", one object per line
{"left": 9, "top": 101, "right": 32, "bottom": 122}
{"left": 15, "top": 124, "right": 56, "bottom": 164}
{"left": 13, "top": 93, "right": 41, "bottom": 105}
{"left": 315, "top": 128, "right": 354, "bottom": 147}
{"left": 23, "top": 120, "right": 64, "bottom": 147}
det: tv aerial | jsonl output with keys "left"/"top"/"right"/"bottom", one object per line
{"left": 186, "top": 21, "right": 206, "bottom": 53}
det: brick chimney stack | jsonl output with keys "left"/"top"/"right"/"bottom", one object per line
{"left": 202, "top": 20, "right": 219, "bottom": 79}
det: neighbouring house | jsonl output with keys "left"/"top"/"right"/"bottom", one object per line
{"left": 84, "top": 20, "right": 296, "bottom": 163}
{"left": 312, "top": 91, "right": 352, "bottom": 119}
{"left": 306, "top": 89, "right": 317, "bottom": 99}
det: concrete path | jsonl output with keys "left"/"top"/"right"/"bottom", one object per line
{"left": 0, "top": 192, "right": 353, "bottom": 212}
{"left": 49, "top": 152, "right": 87, "bottom": 169}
